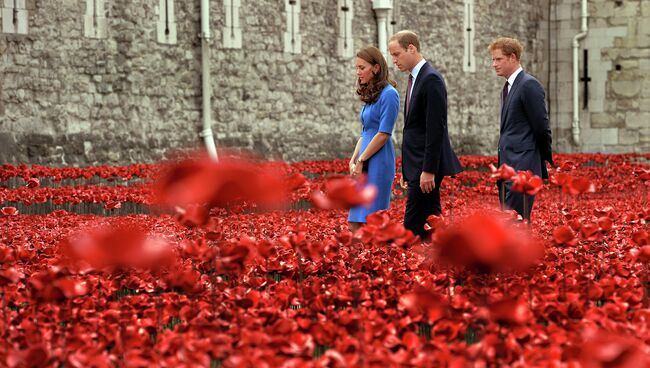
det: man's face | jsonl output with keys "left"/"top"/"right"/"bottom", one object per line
{"left": 388, "top": 41, "right": 415, "bottom": 72}
{"left": 490, "top": 48, "right": 518, "bottom": 78}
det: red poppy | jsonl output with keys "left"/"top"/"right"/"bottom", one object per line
{"left": 489, "top": 163, "right": 516, "bottom": 181}
{"left": 632, "top": 245, "right": 650, "bottom": 263}
{"left": 424, "top": 214, "right": 447, "bottom": 234}
{"left": 63, "top": 222, "right": 173, "bottom": 270}
{"left": 156, "top": 154, "right": 289, "bottom": 210}
{"left": 216, "top": 243, "right": 250, "bottom": 274}
{"left": 26, "top": 177, "right": 40, "bottom": 188}
{"left": 310, "top": 175, "right": 377, "bottom": 210}
{"left": 103, "top": 201, "right": 122, "bottom": 210}
{"left": 0, "top": 267, "right": 23, "bottom": 286}
{"left": 552, "top": 225, "right": 576, "bottom": 245}
{"left": 634, "top": 168, "right": 650, "bottom": 181}
{"left": 597, "top": 216, "right": 613, "bottom": 232}
{"left": 398, "top": 288, "right": 446, "bottom": 323}
{"left": 510, "top": 171, "right": 544, "bottom": 195}
{"left": 175, "top": 204, "right": 210, "bottom": 227}
{"left": 6, "top": 345, "right": 50, "bottom": 368}
{"left": 580, "top": 222, "right": 602, "bottom": 241}
{"left": 434, "top": 211, "right": 543, "bottom": 273}
{"left": 27, "top": 270, "right": 88, "bottom": 302}
{"left": 1, "top": 207, "right": 18, "bottom": 216}
{"left": 631, "top": 231, "right": 649, "bottom": 246}
{"left": 488, "top": 297, "right": 532, "bottom": 325}
{"left": 564, "top": 176, "right": 596, "bottom": 196}
{"left": 578, "top": 328, "right": 650, "bottom": 368}
{"left": 549, "top": 171, "right": 572, "bottom": 187}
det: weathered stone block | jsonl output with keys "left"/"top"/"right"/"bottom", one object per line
{"left": 625, "top": 112, "right": 650, "bottom": 129}
{"left": 591, "top": 112, "right": 625, "bottom": 128}
{"left": 611, "top": 80, "right": 641, "bottom": 97}
{"left": 618, "top": 128, "right": 639, "bottom": 145}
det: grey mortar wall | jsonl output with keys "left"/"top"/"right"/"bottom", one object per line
{"left": 550, "top": 0, "right": 650, "bottom": 154}
{"left": 0, "top": 0, "right": 548, "bottom": 166}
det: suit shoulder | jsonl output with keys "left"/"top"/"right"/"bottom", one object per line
{"left": 521, "top": 72, "right": 542, "bottom": 86}
{"left": 521, "top": 76, "right": 545, "bottom": 93}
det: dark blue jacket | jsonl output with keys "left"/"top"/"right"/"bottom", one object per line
{"left": 498, "top": 71, "right": 553, "bottom": 179}
{"left": 401, "top": 62, "right": 463, "bottom": 182}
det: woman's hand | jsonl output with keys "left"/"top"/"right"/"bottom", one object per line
{"left": 352, "top": 160, "right": 363, "bottom": 177}
{"left": 349, "top": 160, "right": 356, "bottom": 176}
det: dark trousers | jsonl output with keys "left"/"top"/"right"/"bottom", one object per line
{"left": 404, "top": 175, "right": 444, "bottom": 239}
{"left": 497, "top": 180, "right": 535, "bottom": 221}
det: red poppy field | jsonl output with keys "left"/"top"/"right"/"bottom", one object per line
{"left": 1, "top": 153, "right": 649, "bottom": 367}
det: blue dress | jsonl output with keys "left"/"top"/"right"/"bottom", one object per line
{"left": 348, "top": 84, "right": 399, "bottom": 223}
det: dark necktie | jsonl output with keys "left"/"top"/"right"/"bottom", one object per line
{"left": 405, "top": 74, "right": 413, "bottom": 115}
{"left": 502, "top": 81, "right": 509, "bottom": 106}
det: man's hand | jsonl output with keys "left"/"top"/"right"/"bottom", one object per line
{"left": 399, "top": 175, "right": 407, "bottom": 190}
{"left": 420, "top": 171, "right": 435, "bottom": 193}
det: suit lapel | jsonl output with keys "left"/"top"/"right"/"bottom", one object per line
{"left": 500, "top": 71, "right": 525, "bottom": 130}
{"left": 405, "top": 62, "right": 429, "bottom": 123}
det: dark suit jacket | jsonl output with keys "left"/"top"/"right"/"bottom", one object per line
{"left": 402, "top": 62, "right": 463, "bottom": 183}
{"left": 498, "top": 71, "right": 553, "bottom": 179}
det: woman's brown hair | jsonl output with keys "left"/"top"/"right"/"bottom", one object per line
{"left": 356, "top": 46, "right": 397, "bottom": 104}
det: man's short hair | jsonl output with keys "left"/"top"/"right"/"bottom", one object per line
{"left": 488, "top": 37, "right": 524, "bottom": 60}
{"left": 389, "top": 30, "right": 420, "bottom": 52}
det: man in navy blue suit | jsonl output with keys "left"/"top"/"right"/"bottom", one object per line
{"left": 388, "top": 31, "right": 463, "bottom": 239}
{"left": 489, "top": 37, "right": 553, "bottom": 221}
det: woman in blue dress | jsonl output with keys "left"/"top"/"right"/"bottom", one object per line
{"left": 348, "top": 46, "right": 400, "bottom": 230}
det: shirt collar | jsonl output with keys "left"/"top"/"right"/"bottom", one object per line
{"left": 410, "top": 58, "right": 427, "bottom": 80}
{"left": 507, "top": 66, "right": 523, "bottom": 87}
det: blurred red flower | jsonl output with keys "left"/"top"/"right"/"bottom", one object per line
{"left": 27, "top": 268, "right": 88, "bottom": 302}
{"left": 62, "top": 222, "right": 173, "bottom": 270}
{"left": 631, "top": 231, "right": 649, "bottom": 246}
{"left": 310, "top": 175, "right": 377, "bottom": 210}
{"left": 156, "top": 154, "right": 290, "bottom": 210}
{"left": 550, "top": 171, "right": 572, "bottom": 187}
{"left": 0, "top": 267, "right": 23, "bottom": 286}
{"left": 578, "top": 328, "right": 650, "bottom": 368}
{"left": 553, "top": 225, "right": 576, "bottom": 245}
{"left": 398, "top": 288, "right": 446, "bottom": 323}
{"left": 564, "top": 177, "right": 596, "bottom": 196}
{"left": 488, "top": 296, "right": 532, "bottom": 325}
{"left": 433, "top": 212, "right": 544, "bottom": 273}
{"left": 489, "top": 163, "right": 516, "bottom": 181}
{"left": 6, "top": 345, "right": 50, "bottom": 368}
{"left": 510, "top": 171, "right": 544, "bottom": 195}
{"left": 631, "top": 246, "right": 650, "bottom": 263}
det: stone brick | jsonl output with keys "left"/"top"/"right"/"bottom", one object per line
{"left": 625, "top": 112, "right": 650, "bottom": 129}
{"left": 640, "top": 128, "right": 650, "bottom": 143}
{"left": 611, "top": 80, "right": 642, "bottom": 98}
{"left": 591, "top": 113, "right": 625, "bottom": 128}
{"left": 618, "top": 129, "right": 640, "bottom": 145}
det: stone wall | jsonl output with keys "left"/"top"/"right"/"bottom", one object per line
{"left": 0, "top": 0, "right": 549, "bottom": 166}
{"left": 550, "top": 0, "right": 650, "bottom": 153}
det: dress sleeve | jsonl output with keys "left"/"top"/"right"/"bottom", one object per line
{"left": 378, "top": 87, "right": 400, "bottom": 135}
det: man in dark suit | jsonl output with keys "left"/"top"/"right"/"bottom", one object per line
{"left": 489, "top": 37, "right": 553, "bottom": 221}
{"left": 388, "top": 31, "right": 463, "bottom": 239}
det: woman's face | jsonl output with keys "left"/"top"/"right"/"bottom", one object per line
{"left": 356, "top": 57, "right": 379, "bottom": 85}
